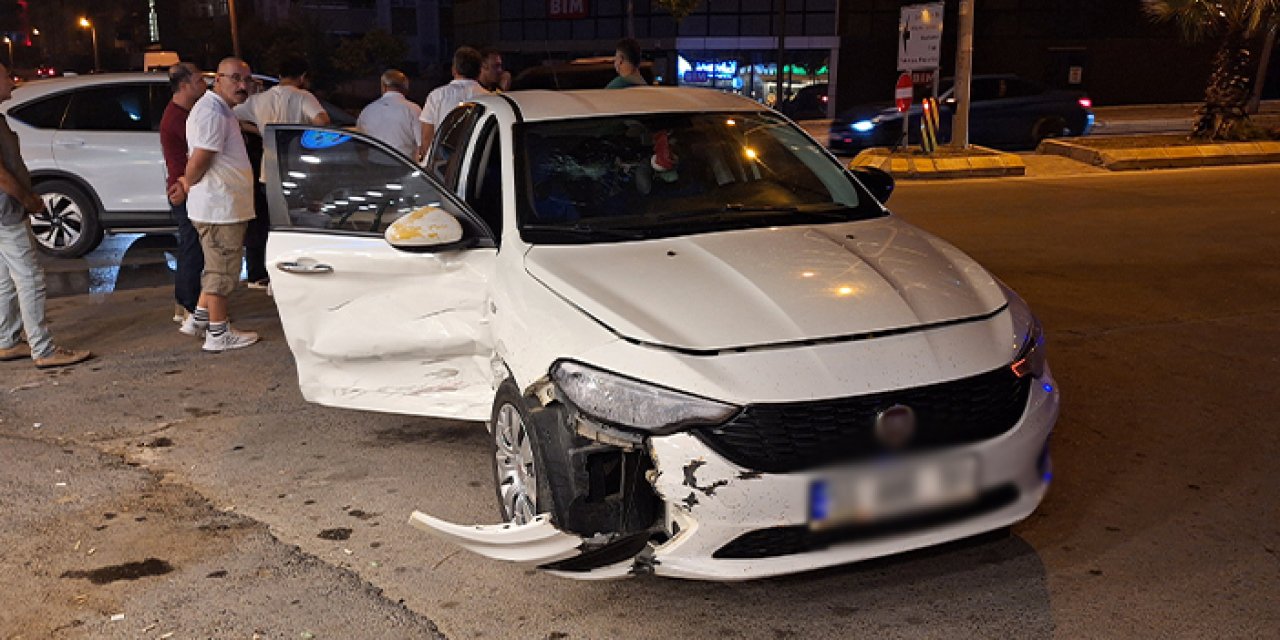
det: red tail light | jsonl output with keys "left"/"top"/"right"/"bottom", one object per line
{"left": 1077, "top": 97, "right": 1093, "bottom": 109}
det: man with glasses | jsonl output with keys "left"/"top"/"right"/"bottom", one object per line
{"left": 169, "top": 57, "right": 259, "bottom": 352}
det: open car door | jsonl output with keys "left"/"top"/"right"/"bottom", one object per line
{"left": 262, "top": 125, "right": 497, "bottom": 420}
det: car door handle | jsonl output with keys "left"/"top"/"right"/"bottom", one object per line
{"left": 275, "top": 261, "right": 333, "bottom": 275}
{"left": 54, "top": 139, "right": 85, "bottom": 147}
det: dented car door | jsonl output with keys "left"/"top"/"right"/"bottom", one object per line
{"left": 262, "top": 125, "right": 498, "bottom": 420}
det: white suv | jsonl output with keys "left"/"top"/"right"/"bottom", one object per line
{"left": 1, "top": 72, "right": 355, "bottom": 257}
{"left": 2, "top": 73, "right": 172, "bottom": 257}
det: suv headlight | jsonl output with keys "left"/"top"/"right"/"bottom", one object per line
{"left": 1002, "top": 284, "right": 1046, "bottom": 379}
{"left": 550, "top": 361, "right": 740, "bottom": 435}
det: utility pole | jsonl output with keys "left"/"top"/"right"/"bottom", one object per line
{"left": 627, "top": 0, "right": 635, "bottom": 39}
{"left": 1247, "top": 22, "right": 1277, "bottom": 115}
{"left": 951, "top": 0, "right": 974, "bottom": 148}
{"left": 228, "top": 0, "right": 242, "bottom": 58}
{"left": 776, "top": 0, "right": 787, "bottom": 104}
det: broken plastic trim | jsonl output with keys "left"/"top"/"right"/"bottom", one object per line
{"left": 408, "top": 511, "right": 584, "bottom": 564}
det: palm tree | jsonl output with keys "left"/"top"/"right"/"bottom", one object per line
{"left": 1142, "top": 0, "right": 1280, "bottom": 139}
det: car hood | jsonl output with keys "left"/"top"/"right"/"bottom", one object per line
{"left": 523, "top": 218, "right": 1007, "bottom": 352}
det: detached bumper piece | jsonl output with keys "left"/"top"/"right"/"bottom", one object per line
{"left": 408, "top": 512, "right": 585, "bottom": 564}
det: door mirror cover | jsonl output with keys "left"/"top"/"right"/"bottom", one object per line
{"left": 385, "top": 205, "right": 470, "bottom": 252}
{"left": 848, "top": 165, "right": 895, "bottom": 204}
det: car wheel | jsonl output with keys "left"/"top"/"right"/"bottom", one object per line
{"left": 491, "top": 381, "right": 545, "bottom": 524}
{"left": 31, "top": 180, "right": 104, "bottom": 257}
{"left": 1032, "top": 116, "right": 1068, "bottom": 145}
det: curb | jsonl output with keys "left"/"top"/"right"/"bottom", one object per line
{"left": 1037, "top": 137, "right": 1280, "bottom": 170}
{"left": 849, "top": 146, "right": 1025, "bottom": 179}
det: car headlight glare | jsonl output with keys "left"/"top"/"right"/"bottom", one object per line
{"left": 852, "top": 120, "right": 875, "bottom": 132}
{"left": 550, "top": 361, "right": 739, "bottom": 434}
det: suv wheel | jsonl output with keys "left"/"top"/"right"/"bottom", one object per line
{"left": 31, "top": 180, "right": 104, "bottom": 258}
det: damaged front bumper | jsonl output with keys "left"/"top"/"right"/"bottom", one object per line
{"left": 410, "top": 373, "right": 1059, "bottom": 581}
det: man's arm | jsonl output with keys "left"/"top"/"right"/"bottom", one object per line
{"left": 174, "top": 148, "right": 217, "bottom": 201}
{"left": 311, "top": 111, "right": 331, "bottom": 126}
{"left": 0, "top": 163, "right": 43, "bottom": 213}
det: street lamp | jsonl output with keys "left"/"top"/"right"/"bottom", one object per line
{"left": 79, "top": 17, "right": 99, "bottom": 72}
{"left": 2, "top": 37, "right": 12, "bottom": 68}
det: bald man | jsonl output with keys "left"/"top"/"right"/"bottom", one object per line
{"left": 171, "top": 57, "right": 260, "bottom": 352}
{"left": 357, "top": 69, "right": 422, "bottom": 160}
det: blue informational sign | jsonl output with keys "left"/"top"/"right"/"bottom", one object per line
{"left": 301, "top": 130, "right": 352, "bottom": 150}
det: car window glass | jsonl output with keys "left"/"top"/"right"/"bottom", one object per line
{"left": 9, "top": 93, "right": 71, "bottom": 129}
{"left": 269, "top": 127, "right": 486, "bottom": 239}
{"left": 465, "top": 118, "right": 503, "bottom": 240}
{"left": 970, "top": 79, "right": 1002, "bottom": 102}
{"left": 518, "top": 112, "right": 883, "bottom": 244}
{"left": 1002, "top": 79, "right": 1041, "bottom": 99}
{"left": 149, "top": 84, "right": 173, "bottom": 129}
{"left": 426, "top": 104, "right": 484, "bottom": 189}
{"left": 63, "top": 84, "right": 152, "bottom": 132}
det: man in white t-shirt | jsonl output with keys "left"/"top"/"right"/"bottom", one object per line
{"left": 234, "top": 56, "right": 329, "bottom": 289}
{"left": 357, "top": 69, "right": 421, "bottom": 159}
{"left": 418, "top": 46, "right": 489, "bottom": 161}
{"left": 170, "top": 57, "right": 260, "bottom": 353}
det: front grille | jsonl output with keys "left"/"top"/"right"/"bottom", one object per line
{"left": 713, "top": 485, "right": 1019, "bottom": 560}
{"left": 695, "top": 366, "right": 1031, "bottom": 473}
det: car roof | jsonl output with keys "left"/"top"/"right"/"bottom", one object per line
{"left": 486, "top": 87, "right": 767, "bottom": 122}
{"left": 8, "top": 72, "right": 166, "bottom": 104}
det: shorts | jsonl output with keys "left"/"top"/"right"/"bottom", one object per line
{"left": 193, "top": 221, "right": 247, "bottom": 297}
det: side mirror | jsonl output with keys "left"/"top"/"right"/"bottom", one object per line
{"left": 384, "top": 206, "right": 475, "bottom": 253}
{"left": 848, "top": 165, "right": 895, "bottom": 204}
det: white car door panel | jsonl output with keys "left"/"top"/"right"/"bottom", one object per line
{"left": 263, "top": 125, "right": 498, "bottom": 420}
{"left": 53, "top": 83, "right": 167, "bottom": 213}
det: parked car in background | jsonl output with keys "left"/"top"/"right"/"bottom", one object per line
{"left": 259, "top": 88, "right": 1059, "bottom": 580}
{"left": 829, "top": 74, "right": 1093, "bottom": 153}
{"left": 1, "top": 72, "right": 355, "bottom": 257}
{"left": 777, "top": 82, "right": 830, "bottom": 120}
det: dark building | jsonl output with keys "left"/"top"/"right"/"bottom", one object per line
{"left": 456, "top": 0, "right": 1277, "bottom": 112}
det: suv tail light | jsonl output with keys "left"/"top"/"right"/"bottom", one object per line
{"left": 1077, "top": 97, "right": 1093, "bottom": 109}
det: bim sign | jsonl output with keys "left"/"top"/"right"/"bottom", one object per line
{"left": 549, "top": 0, "right": 589, "bottom": 19}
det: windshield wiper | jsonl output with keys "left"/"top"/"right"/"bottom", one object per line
{"left": 723, "top": 204, "right": 799, "bottom": 213}
{"left": 521, "top": 223, "right": 649, "bottom": 240}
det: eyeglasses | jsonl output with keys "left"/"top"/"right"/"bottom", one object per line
{"left": 217, "top": 73, "right": 250, "bottom": 84}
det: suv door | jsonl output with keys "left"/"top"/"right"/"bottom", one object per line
{"left": 262, "top": 125, "right": 499, "bottom": 420}
{"left": 52, "top": 82, "right": 169, "bottom": 217}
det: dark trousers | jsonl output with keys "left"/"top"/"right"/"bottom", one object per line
{"left": 170, "top": 202, "right": 203, "bottom": 312}
{"left": 243, "top": 181, "right": 270, "bottom": 283}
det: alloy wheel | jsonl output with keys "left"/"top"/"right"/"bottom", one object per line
{"left": 31, "top": 193, "right": 85, "bottom": 252}
{"left": 494, "top": 403, "right": 538, "bottom": 524}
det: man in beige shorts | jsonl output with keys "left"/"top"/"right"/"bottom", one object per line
{"left": 168, "top": 57, "right": 259, "bottom": 352}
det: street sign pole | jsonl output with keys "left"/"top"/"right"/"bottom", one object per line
{"left": 895, "top": 73, "right": 913, "bottom": 149}
{"left": 952, "top": 0, "right": 974, "bottom": 149}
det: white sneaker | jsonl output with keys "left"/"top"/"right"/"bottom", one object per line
{"left": 179, "top": 314, "right": 209, "bottom": 337}
{"left": 173, "top": 304, "right": 187, "bottom": 324}
{"left": 202, "top": 327, "right": 259, "bottom": 353}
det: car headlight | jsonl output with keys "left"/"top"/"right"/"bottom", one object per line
{"left": 550, "top": 361, "right": 740, "bottom": 435}
{"left": 852, "top": 120, "right": 875, "bottom": 132}
{"left": 1002, "top": 285, "right": 1046, "bottom": 379}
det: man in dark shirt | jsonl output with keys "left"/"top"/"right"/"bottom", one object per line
{"left": 160, "top": 62, "right": 207, "bottom": 335}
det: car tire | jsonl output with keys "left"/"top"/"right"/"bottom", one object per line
{"left": 1032, "top": 116, "right": 1068, "bottom": 145}
{"left": 490, "top": 380, "right": 551, "bottom": 525}
{"left": 31, "top": 180, "right": 104, "bottom": 258}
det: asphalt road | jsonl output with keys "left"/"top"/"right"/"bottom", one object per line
{"left": 2, "top": 165, "right": 1277, "bottom": 638}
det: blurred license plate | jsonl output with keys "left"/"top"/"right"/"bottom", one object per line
{"left": 809, "top": 456, "right": 978, "bottom": 530}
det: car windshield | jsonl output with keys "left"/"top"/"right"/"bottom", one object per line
{"left": 517, "top": 111, "right": 884, "bottom": 243}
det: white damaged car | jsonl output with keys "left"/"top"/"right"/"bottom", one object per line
{"left": 261, "top": 88, "right": 1059, "bottom": 581}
